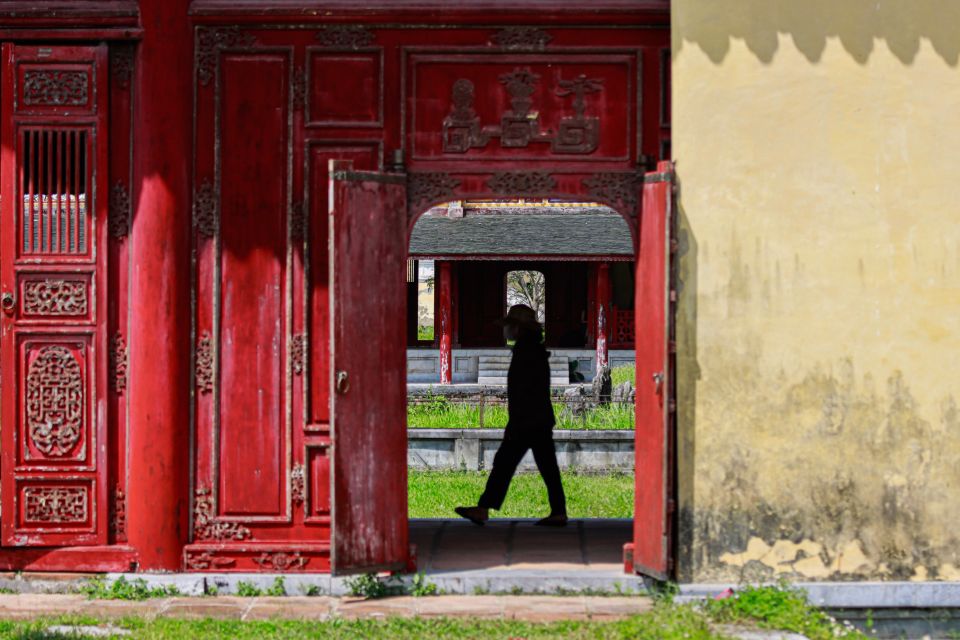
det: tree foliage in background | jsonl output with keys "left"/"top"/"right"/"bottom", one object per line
{"left": 506, "top": 270, "right": 545, "bottom": 322}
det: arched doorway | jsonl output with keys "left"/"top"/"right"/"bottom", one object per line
{"left": 327, "top": 161, "right": 673, "bottom": 578}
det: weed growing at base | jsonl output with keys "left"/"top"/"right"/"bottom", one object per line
{"left": 79, "top": 576, "right": 180, "bottom": 600}
{"left": 705, "top": 582, "right": 868, "bottom": 639}
{"left": 235, "top": 577, "right": 287, "bottom": 597}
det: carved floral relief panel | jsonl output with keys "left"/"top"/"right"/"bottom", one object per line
{"left": 21, "top": 485, "right": 89, "bottom": 525}
{"left": 20, "top": 341, "right": 89, "bottom": 463}
{"left": 20, "top": 277, "right": 90, "bottom": 319}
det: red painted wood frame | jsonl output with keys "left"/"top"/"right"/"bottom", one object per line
{"left": 630, "top": 162, "right": 674, "bottom": 579}
{"left": 329, "top": 162, "right": 408, "bottom": 574}
{"left": 186, "top": 16, "right": 672, "bottom": 577}
{"left": 0, "top": 42, "right": 135, "bottom": 568}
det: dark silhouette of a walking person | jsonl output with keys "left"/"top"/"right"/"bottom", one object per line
{"left": 455, "top": 304, "right": 568, "bottom": 527}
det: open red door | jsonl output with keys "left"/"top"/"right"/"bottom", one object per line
{"left": 632, "top": 161, "right": 674, "bottom": 579}
{"left": 328, "top": 160, "right": 409, "bottom": 575}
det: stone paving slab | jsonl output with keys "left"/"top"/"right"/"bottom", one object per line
{"left": 243, "top": 596, "right": 336, "bottom": 621}
{"left": 0, "top": 593, "right": 86, "bottom": 619}
{"left": 0, "top": 593, "right": 652, "bottom": 622}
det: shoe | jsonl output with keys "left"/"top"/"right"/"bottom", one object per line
{"left": 534, "top": 514, "right": 568, "bottom": 527}
{"left": 455, "top": 506, "right": 487, "bottom": 526}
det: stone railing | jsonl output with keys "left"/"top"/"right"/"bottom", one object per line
{"left": 408, "top": 429, "right": 634, "bottom": 472}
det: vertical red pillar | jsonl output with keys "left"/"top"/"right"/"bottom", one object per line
{"left": 126, "top": 0, "right": 192, "bottom": 570}
{"left": 596, "top": 262, "right": 611, "bottom": 371}
{"left": 437, "top": 261, "right": 453, "bottom": 385}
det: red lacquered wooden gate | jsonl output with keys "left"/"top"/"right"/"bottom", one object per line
{"left": 0, "top": 44, "right": 109, "bottom": 546}
{"left": 186, "top": 15, "right": 670, "bottom": 574}
{"left": 328, "top": 161, "right": 408, "bottom": 575}
{"left": 632, "top": 161, "right": 674, "bottom": 579}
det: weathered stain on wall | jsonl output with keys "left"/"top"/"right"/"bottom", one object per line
{"left": 673, "top": 0, "right": 960, "bottom": 582}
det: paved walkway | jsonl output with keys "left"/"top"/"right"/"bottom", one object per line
{"left": 410, "top": 518, "right": 630, "bottom": 573}
{"left": 0, "top": 593, "right": 651, "bottom": 622}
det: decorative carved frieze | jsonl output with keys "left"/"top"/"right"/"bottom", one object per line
{"left": 111, "top": 46, "right": 134, "bottom": 89}
{"left": 109, "top": 181, "right": 131, "bottom": 239}
{"left": 110, "top": 487, "right": 126, "bottom": 538}
{"left": 486, "top": 171, "right": 556, "bottom": 195}
{"left": 490, "top": 27, "right": 552, "bottom": 51}
{"left": 184, "top": 550, "right": 235, "bottom": 571}
{"left": 26, "top": 345, "right": 84, "bottom": 457}
{"left": 196, "top": 332, "right": 214, "bottom": 394}
{"left": 193, "top": 487, "right": 251, "bottom": 541}
{"left": 194, "top": 180, "right": 217, "bottom": 238}
{"left": 408, "top": 173, "right": 460, "bottom": 210}
{"left": 315, "top": 26, "right": 374, "bottom": 49}
{"left": 196, "top": 27, "right": 257, "bottom": 86}
{"left": 110, "top": 332, "right": 128, "bottom": 395}
{"left": 291, "top": 463, "right": 306, "bottom": 505}
{"left": 23, "top": 279, "right": 87, "bottom": 316}
{"left": 582, "top": 172, "right": 643, "bottom": 216}
{"left": 22, "top": 71, "right": 88, "bottom": 106}
{"left": 442, "top": 67, "right": 602, "bottom": 155}
{"left": 23, "top": 486, "right": 87, "bottom": 523}
{"left": 253, "top": 551, "right": 309, "bottom": 571}
{"left": 290, "top": 201, "right": 305, "bottom": 242}
{"left": 290, "top": 334, "right": 306, "bottom": 376}
{"left": 292, "top": 67, "right": 306, "bottom": 111}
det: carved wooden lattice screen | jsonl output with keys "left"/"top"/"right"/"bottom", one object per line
{"left": 0, "top": 44, "right": 109, "bottom": 547}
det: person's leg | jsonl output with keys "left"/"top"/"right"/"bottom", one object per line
{"left": 531, "top": 434, "right": 567, "bottom": 519}
{"left": 477, "top": 437, "right": 528, "bottom": 511}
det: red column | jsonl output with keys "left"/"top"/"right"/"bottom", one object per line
{"left": 596, "top": 262, "right": 611, "bottom": 371}
{"left": 126, "top": 0, "right": 192, "bottom": 570}
{"left": 437, "top": 261, "right": 453, "bottom": 384}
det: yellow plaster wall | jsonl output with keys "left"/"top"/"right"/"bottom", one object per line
{"left": 672, "top": 1, "right": 960, "bottom": 581}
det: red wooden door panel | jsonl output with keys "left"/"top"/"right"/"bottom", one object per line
{"left": 0, "top": 43, "right": 109, "bottom": 547}
{"left": 328, "top": 160, "right": 408, "bottom": 575}
{"left": 633, "top": 161, "right": 674, "bottom": 578}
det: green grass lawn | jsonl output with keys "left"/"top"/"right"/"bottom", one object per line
{"left": 0, "top": 609, "right": 714, "bottom": 639}
{"left": 407, "top": 398, "right": 633, "bottom": 430}
{"left": 408, "top": 470, "right": 633, "bottom": 519}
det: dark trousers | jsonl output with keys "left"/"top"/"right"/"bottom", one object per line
{"left": 478, "top": 431, "right": 567, "bottom": 515}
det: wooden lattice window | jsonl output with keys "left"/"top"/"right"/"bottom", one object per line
{"left": 19, "top": 127, "right": 89, "bottom": 255}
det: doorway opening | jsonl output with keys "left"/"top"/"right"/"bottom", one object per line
{"left": 404, "top": 198, "right": 637, "bottom": 574}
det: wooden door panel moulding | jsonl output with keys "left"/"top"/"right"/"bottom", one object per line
{"left": 183, "top": 543, "right": 330, "bottom": 573}
{"left": 489, "top": 27, "right": 552, "bottom": 51}
{"left": 304, "top": 46, "right": 384, "bottom": 128}
{"left": 187, "top": 0, "right": 669, "bottom": 24}
{"left": 0, "top": 545, "right": 137, "bottom": 572}
{"left": 195, "top": 26, "right": 258, "bottom": 86}
{"left": 107, "top": 39, "right": 134, "bottom": 547}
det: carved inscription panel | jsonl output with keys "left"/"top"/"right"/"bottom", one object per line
{"left": 410, "top": 54, "right": 635, "bottom": 162}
